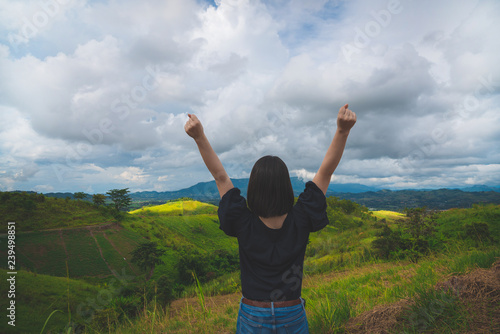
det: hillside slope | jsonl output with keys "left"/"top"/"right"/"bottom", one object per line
{"left": 0, "top": 268, "right": 104, "bottom": 334}
{"left": 0, "top": 224, "right": 144, "bottom": 278}
{"left": 129, "top": 199, "right": 217, "bottom": 216}
{"left": 0, "top": 191, "right": 117, "bottom": 233}
{"left": 0, "top": 199, "right": 228, "bottom": 280}
{"left": 0, "top": 198, "right": 232, "bottom": 333}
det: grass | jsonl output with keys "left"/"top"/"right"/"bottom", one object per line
{"left": 104, "top": 228, "right": 143, "bottom": 254}
{"left": 103, "top": 247, "right": 499, "bottom": 333}
{"left": 129, "top": 200, "right": 217, "bottom": 216}
{"left": 125, "top": 205, "right": 238, "bottom": 283}
{"left": 371, "top": 210, "right": 406, "bottom": 224}
{"left": 392, "top": 250, "right": 500, "bottom": 333}
{"left": 396, "top": 288, "right": 460, "bottom": 333}
{"left": 63, "top": 229, "right": 111, "bottom": 277}
{"left": 0, "top": 193, "right": 117, "bottom": 233}
{"left": 435, "top": 204, "right": 500, "bottom": 240}
{"left": 93, "top": 233, "right": 134, "bottom": 274}
{"left": 181, "top": 271, "right": 241, "bottom": 298}
{"left": 305, "top": 224, "right": 381, "bottom": 275}
{"left": 0, "top": 226, "right": 145, "bottom": 279}
{"left": 0, "top": 268, "right": 103, "bottom": 333}
{"left": 155, "top": 214, "right": 235, "bottom": 252}
{"left": 308, "top": 291, "right": 351, "bottom": 333}
{"left": 2, "top": 196, "right": 498, "bottom": 333}
{"left": 307, "top": 248, "right": 500, "bottom": 333}
{"left": 6, "top": 231, "right": 68, "bottom": 276}
{"left": 123, "top": 211, "right": 235, "bottom": 254}
{"left": 112, "top": 206, "right": 500, "bottom": 332}
{"left": 192, "top": 272, "right": 209, "bottom": 316}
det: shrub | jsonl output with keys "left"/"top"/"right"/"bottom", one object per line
{"left": 154, "top": 275, "right": 175, "bottom": 306}
{"left": 111, "top": 295, "right": 141, "bottom": 318}
{"left": 177, "top": 249, "right": 210, "bottom": 284}
{"left": 372, "top": 218, "right": 387, "bottom": 229}
{"left": 463, "top": 222, "right": 492, "bottom": 242}
{"left": 371, "top": 226, "right": 409, "bottom": 259}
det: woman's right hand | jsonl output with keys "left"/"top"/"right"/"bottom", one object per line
{"left": 337, "top": 104, "right": 356, "bottom": 133}
{"left": 184, "top": 114, "right": 205, "bottom": 140}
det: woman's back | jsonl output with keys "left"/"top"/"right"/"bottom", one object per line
{"left": 218, "top": 181, "right": 329, "bottom": 302}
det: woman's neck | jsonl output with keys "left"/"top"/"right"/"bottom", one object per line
{"left": 259, "top": 213, "right": 288, "bottom": 229}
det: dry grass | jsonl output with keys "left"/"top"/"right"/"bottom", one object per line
{"left": 169, "top": 292, "right": 241, "bottom": 318}
{"left": 345, "top": 259, "right": 500, "bottom": 334}
{"left": 345, "top": 298, "right": 414, "bottom": 334}
{"left": 433, "top": 259, "right": 500, "bottom": 334}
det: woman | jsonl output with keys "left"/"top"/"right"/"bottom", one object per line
{"left": 184, "top": 104, "right": 356, "bottom": 333}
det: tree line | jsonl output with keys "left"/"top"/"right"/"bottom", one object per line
{"left": 73, "top": 188, "right": 132, "bottom": 212}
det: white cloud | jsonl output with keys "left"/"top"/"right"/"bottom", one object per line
{"left": 0, "top": 0, "right": 499, "bottom": 193}
{"left": 293, "top": 168, "right": 316, "bottom": 182}
{"left": 116, "top": 167, "right": 149, "bottom": 184}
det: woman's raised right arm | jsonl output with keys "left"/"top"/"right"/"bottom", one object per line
{"left": 312, "top": 104, "right": 356, "bottom": 195}
{"left": 184, "top": 114, "right": 234, "bottom": 198}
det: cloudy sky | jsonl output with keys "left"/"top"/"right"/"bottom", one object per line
{"left": 0, "top": 0, "right": 499, "bottom": 194}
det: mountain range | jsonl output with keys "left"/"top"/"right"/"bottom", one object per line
{"left": 126, "top": 178, "right": 500, "bottom": 209}
{"left": 127, "top": 177, "right": 381, "bottom": 202}
{"left": 36, "top": 177, "right": 500, "bottom": 210}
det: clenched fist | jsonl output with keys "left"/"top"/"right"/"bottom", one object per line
{"left": 337, "top": 104, "right": 356, "bottom": 133}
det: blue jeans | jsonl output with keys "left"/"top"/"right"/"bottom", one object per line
{"left": 236, "top": 297, "right": 309, "bottom": 333}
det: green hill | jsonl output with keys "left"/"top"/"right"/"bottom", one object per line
{"left": 0, "top": 197, "right": 230, "bottom": 280}
{"left": 0, "top": 268, "right": 104, "bottom": 334}
{"left": 0, "top": 224, "right": 144, "bottom": 278}
{"left": 1, "top": 190, "right": 498, "bottom": 333}
{"left": 125, "top": 199, "right": 238, "bottom": 283}
{"left": 129, "top": 199, "right": 218, "bottom": 216}
{"left": 0, "top": 197, "right": 233, "bottom": 332}
{"left": 0, "top": 191, "right": 118, "bottom": 233}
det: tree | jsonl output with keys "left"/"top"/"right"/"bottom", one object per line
{"left": 371, "top": 225, "right": 409, "bottom": 259}
{"left": 403, "top": 207, "right": 437, "bottom": 240}
{"left": 92, "top": 194, "right": 107, "bottom": 207}
{"left": 177, "top": 248, "right": 211, "bottom": 283}
{"left": 106, "top": 188, "right": 132, "bottom": 211}
{"left": 399, "top": 207, "right": 438, "bottom": 262}
{"left": 74, "top": 192, "right": 88, "bottom": 200}
{"left": 131, "top": 241, "right": 165, "bottom": 281}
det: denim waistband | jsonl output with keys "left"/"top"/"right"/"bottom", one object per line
{"left": 238, "top": 296, "right": 306, "bottom": 323}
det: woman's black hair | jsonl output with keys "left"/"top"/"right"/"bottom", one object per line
{"left": 247, "top": 155, "right": 294, "bottom": 218}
